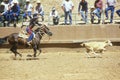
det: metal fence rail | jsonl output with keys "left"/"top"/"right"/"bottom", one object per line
{"left": 0, "top": 11, "right": 120, "bottom": 27}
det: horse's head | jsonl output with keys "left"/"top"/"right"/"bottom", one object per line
{"left": 34, "top": 24, "right": 53, "bottom": 36}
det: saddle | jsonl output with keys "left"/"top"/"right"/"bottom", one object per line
{"left": 18, "top": 30, "right": 29, "bottom": 39}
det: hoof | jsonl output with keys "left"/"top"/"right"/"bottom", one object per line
{"left": 19, "top": 54, "right": 22, "bottom": 57}
{"left": 27, "top": 54, "right": 33, "bottom": 57}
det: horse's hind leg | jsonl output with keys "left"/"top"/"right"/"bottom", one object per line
{"left": 10, "top": 45, "right": 17, "bottom": 57}
{"left": 37, "top": 45, "right": 41, "bottom": 56}
{"left": 10, "top": 45, "right": 22, "bottom": 57}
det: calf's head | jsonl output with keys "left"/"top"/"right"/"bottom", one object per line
{"left": 105, "top": 40, "right": 112, "bottom": 46}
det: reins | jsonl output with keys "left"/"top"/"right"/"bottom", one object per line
{"left": 38, "top": 26, "right": 51, "bottom": 42}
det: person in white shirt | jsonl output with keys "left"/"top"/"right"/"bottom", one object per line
{"left": 0, "top": 0, "right": 11, "bottom": 27}
{"left": 1, "top": 0, "right": 10, "bottom": 13}
{"left": 105, "top": 0, "right": 117, "bottom": 23}
{"left": 61, "top": 0, "right": 74, "bottom": 25}
{"left": 49, "top": 7, "right": 59, "bottom": 25}
{"left": 35, "top": 0, "right": 44, "bottom": 21}
{"left": 23, "top": 0, "right": 33, "bottom": 20}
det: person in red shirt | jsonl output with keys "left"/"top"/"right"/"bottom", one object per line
{"left": 26, "top": 13, "right": 42, "bottom": 45}
{"left": 91, "top": 0, "right": 103, "bottom": 24}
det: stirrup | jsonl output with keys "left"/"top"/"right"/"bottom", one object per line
{"left": 27, "top": 42, "right": 31, "bottom": 46}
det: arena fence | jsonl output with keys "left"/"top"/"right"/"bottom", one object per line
{"left": 0, "top": 10, "right": 120, "bottom": 27}
{"left": 0, "top": 25, "right": 120, "bottom": 43}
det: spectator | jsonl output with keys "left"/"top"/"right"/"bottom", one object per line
{"left": 61, "top": 0, "right": 74, "bottom": 25}
{"left": 10, "top": 0, "right": 20, "bottom": 27}
{"left": 23, "top": 0, "right": 33, "bottom": 20}
{"left": 78, "top": 0, "right": 88, "bottom": 24}
{"left": 92, "top": 0, "right": 103, "bottom": 24}
{"left": 0, "top": 4, "right": 4, "bottom": 22}
{"left": 9, "top": 0, "right": 19, "bottom": 7}
{"left": 35, "top": 0, "right": 44, "bottom": 21}
{"left": 49, "top": 7, "right": 59, "bottom": 25}
{"left": 115, "top": 1, "right": 120, "bottom": 17}
{"left": 0, "top": 0, "right": 11, "bottom": 27}
{"left": 105, "top": 0, "right": 117, "bottom": 23}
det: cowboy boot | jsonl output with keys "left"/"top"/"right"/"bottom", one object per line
{"left": 27, "top": 40, "right": 32, "bottom": 46}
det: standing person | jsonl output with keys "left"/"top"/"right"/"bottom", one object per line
{"left": 49, "top": 7, "right": 59, "bottom": 25}
{"left": 78, "top": 0, "right": 88, "bottom": 24}
{"left": 61, "top": 0, "right": 74, "bottom": 25}
{"left": 35, "top": 0, "right": 44, "bottom": 21}
{"left": 105, "top": 0, "right": 117, "bottom": 23}
{"left": 23, "top": 0, "right": 33, "bottom": 20}
{"left": 92, "top": 0, "right": 103, "bottom": 24}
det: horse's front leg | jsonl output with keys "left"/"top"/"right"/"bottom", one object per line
{"left": 37, "top": 44, "right": 42, "bottom": 56}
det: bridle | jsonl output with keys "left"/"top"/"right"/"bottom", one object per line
{"left": 36, "top": 26, "right": 51, "bottom": 42}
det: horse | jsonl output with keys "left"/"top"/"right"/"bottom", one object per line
{"left": 0, "top": 24, "right": 52, "bottom": 58}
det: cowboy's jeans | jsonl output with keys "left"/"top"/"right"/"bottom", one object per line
{"left": 105, "top": 6, "right": 115, "bottom": 23}
{"left": 28, "top": 32, "right": 34, "bottom": 42}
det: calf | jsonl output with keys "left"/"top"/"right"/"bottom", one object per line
{"left": 81, "top": 40, "right": 112, "bottom": 57}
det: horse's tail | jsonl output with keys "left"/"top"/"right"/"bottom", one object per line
{"left": 0, "top": 36, "right": 9, "bottom": 44}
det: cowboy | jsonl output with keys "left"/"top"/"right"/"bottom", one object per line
{"left": 26, "top": 13, "right": 42, "bottom": 45}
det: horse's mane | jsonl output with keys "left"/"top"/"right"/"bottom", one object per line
{"left": 34, "top": 24, "right": 49, "bottom": 34}
{"left": 34, "top": 27, "right": 41, "bottom": 33}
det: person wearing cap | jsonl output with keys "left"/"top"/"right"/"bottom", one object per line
{"left": 78, "top": 0, "right": 88, "bottom": 24}
{"left": 49, "top": 7, "right": 59, "bottom": 25}
{"left": 105, "top": 0, "right": 117, "bottom": 23}
{"left": 61, "top": 0, "right": 74, "bottom": 25}
{"left": 23, "top": 0, "right": 33, "bottom": 20}
{"left": 10, "top": 0, "right": 20, "bottom": 27}
{"left": 25, "top": 13, "right": 42, "bottom": 45}
{"left": 35, "top": 0, "right": 44, "bottom": 21}
{"left": 9, "top": 0, "right": 19, "bottom": 7}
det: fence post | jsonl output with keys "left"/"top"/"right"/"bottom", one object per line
{"left": 75, "top": 13, "right": 77, "bottom": 25}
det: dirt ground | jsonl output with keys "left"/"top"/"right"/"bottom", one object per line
{"left": 0, "top": 46, "right": 120, "bottom": 80}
